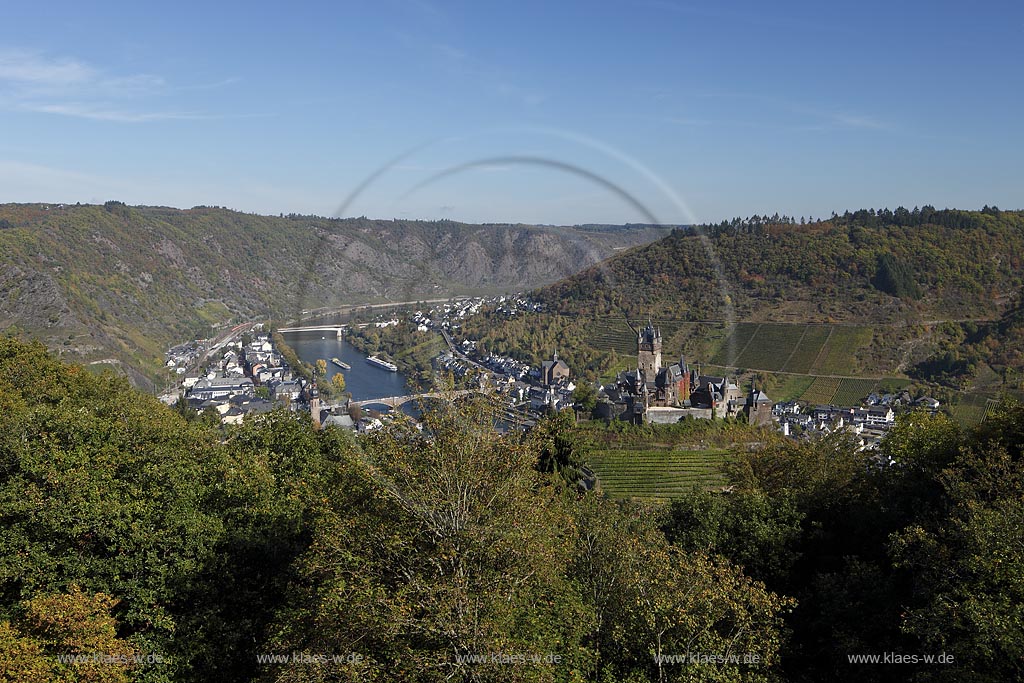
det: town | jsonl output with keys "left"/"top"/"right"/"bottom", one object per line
{"left": 162, "top": 296, "right": 943, "bottom": 452}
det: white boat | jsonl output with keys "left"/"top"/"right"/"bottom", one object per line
{"left": 366, "top": 355, "right": 398, "bottom": 372}
{"left": 331, "top": 357, "right": 351, "bottom": 370}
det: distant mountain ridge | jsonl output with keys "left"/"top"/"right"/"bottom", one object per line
{"left": 0, "top": 202, "right": 671, "bottom": 387}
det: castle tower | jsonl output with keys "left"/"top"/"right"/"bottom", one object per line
{"left": 637, "top": 319, "right": 662, "bottom": 380}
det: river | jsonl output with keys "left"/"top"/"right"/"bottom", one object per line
{"left": 281, "top": 331, "right": 411, "bottom": 413}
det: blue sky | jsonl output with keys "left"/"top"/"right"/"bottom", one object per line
{"left": 0, "top": 0, "right": 1021, "bottom": 224}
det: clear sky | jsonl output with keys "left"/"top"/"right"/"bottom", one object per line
{"left": 1, "top": 0, "right": 1021, "bottom": 225}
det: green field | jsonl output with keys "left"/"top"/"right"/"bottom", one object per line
{"left": 949, "top": 394, "right": 994, "bottom": 426}
{"left": 735, "top": 324, "right": 807, "bottom": 371}
{"left": 811, "top": 326, "right": 874, "bottom": 375}
{"left": 586, "top": 448, "right": 730, "bottom": 500}
{"left": 781, "top": 325, "right": 833, "bottom": 373}
{"left": 772, "top": 374, "right": 816, "bottom": 402}
{"left": 831, "top": 378, "right": 881, "bottom": 406}
{"left": 707, "top": 323, "right": 872, "bottom": 376}
{"left": 799, "top": 376, "right": 842, "bottom": 404}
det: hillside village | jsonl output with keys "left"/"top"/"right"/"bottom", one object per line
{"left": 162, "top": 294, "right": 946, "bottom": 453}
{"left": 344, "top": 299, "right": 949, "bottom": 451}
{"left": 399, "top": 301, "right": 944, "bottom": 450}
{"left": 165, "top": 330, "right": 314, "bottom": 426}
{"left": 581, "top": 320, "right": 941, "bottom": 450}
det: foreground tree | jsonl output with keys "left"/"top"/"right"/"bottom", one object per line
{"left": 265, "top": 395, "right": 793, "bottom": 682}
{"left": 263, "top": 395, "right": 589, "bottom": 681}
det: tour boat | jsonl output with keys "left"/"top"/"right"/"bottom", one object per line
{"left": 366, "top": 355, "right": 398, "bottom": 372}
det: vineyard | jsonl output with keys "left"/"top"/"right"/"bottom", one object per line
{"left": 813, "top": 326, "right": 874, "bottom": 375}
{"left": 585, "top": 317, "right": 700, "bottom": 357}
{"left": 586, "top": 448, "right": 730, "bottom": 500}
{"left": 709, "top": 323, "right": 760, "bottom": 367}
{"left": 585, "top": 318, "right": 638, "bottom": 355}
{"left": 949, "top": 393, "right": 994, "bottom": 425}
{"left": 831, "top": 378, "right": 882, "bottom": 406}
{"left": 734, "top": 324, "right": 808, "bottom": 371}
{"left": 798, "top": 376, "right": 843, "bottom": 404}
{"left": 781, "top": 325, "right": 833, "bottom": 373}
{"left": 772, "top": 374, "right": 816, "bottom": 402}
{"left": 707, "top": 323, "right": 872, "bottom": 375}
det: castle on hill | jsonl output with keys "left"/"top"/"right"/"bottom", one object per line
{"left": 595, "top": 319, "right": 771, "bottom": 425}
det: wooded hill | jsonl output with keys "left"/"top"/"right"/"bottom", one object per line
{"left": 461, "top": 208, "right": 1024, "bottom": 389}
{"left": 0, "top": 202, "right": 670, "bottom": 387}
{"left": 538, "top": 207, "right": 1022, "bottom": 323}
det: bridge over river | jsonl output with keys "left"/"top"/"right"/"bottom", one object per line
{"left": 277, "top": 324, "right": 346, "bottom": 337}
{"left": 349, "top": 388, "right": 483, "bottom": 409}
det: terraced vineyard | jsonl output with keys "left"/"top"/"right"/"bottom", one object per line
{"left": 811, "top": 326, "right": 873, "bottom": 375}
{"left": 585, "top": 318, "right": 638, "bottom": 355}
{"left": 781, "top": 325, "right": 833, "bottom": 373}
{"left": 586, "top": 318, "right": 699, "bottom": 358}
{"left": 831, "top": 378, "right": 881, "bottom": 406}
{"left": 735, "top": 324, "right": 807, "bottom": 371}
{"left": 799, "top": 376, "right": 843, "bottom": 404}
{"left": 708, "top": 323, "right": 873, "bottom": 376}
{"left": 710, "top": 323, "right": 761, "bottom": 367}
{"left": 585, "top": 321, "right": 704, "bottom": 362}
{"left": 586, "top": 448, "right": 730, "bottom": 500}
{"left": 772, "top": 374, "right": 816, "bottom": 402}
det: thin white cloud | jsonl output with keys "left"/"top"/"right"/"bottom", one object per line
{"left": 0, "top": 48, "right": 236, "bottom": 123}
{"left": 0, "top": 159, "right": 124, "bottom": 203}
{"left": 663, "top": 116, "right": 711, "bottom": 126}
{"left": 433, "top": 43, "right": 467, "bottom": 61}
{"left": 0, "top": 51, "right": 96, "bottom": 85}
{"left": 680, "top": 91, "right": 894, "bottom": 133}
{"left": 21, "top": 102, "right": 214, "bottom": 123}
{"left": 832, "top": 113, "right": 889, "bottom": 130}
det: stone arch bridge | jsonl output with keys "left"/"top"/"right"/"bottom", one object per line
{"left": 350, "top": 388, "right": 485, "bottom": 409}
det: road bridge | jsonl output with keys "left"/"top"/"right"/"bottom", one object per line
{"left": 277, "top": 325, "right": 346, "bottom": 337}
{"left": 351, "top": 388, "right": 485, "bottom": 409}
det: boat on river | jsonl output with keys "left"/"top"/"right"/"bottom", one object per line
{"left": 366, "top": 355, "right": 398, "bottom": 372}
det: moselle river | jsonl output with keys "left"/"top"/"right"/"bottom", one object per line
{"left": 281, "top": 331, "right": 414, "bottom": 414}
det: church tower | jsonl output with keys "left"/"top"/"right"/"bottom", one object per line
{"left": 309, "top": 382, "right": 321, "bottom": 428}
{"left": 637, "top": 319, "right": 662, "bottom": 380}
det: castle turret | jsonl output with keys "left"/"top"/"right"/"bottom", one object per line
{"left": 637, "top": 320, "right": 662, "bottom": 380}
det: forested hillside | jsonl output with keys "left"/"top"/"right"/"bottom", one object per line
{"left": 1, "top": 337, "right": 1021, "bottom": 682}
{"left": 538, "top": 207, "right": 1023, "bottom": 322}
{"left": 0, "top": 202, "right": 670, "bottom": 387}
{"left": 460, "top": 208, "right": 1024, "bottom": 388}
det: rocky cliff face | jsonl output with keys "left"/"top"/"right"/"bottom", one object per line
{"left": 0, "top": 203, "right": 670, "bottom": 386}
